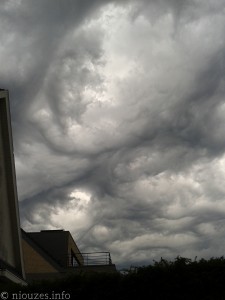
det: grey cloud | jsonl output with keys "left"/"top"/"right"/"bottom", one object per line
{"left": 1, "top": 0, "right": 225, "bottom": 268}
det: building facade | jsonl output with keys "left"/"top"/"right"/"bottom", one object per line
{"left": 22, "top": 229, "right": 116, "bottom": 282}
{"left": 0, "top": 89, "right": 26, "bottom": 284}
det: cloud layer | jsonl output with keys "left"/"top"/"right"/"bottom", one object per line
{"left": 1, "top": 0, "right": 225, "bottom": 267}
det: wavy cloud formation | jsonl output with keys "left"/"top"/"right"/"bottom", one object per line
{"left": 1, "top": 0, "right": 225, "bottom": 267}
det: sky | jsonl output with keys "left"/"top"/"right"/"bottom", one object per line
{"left": 1, "top": 0, "right": 225, "bottom": 268}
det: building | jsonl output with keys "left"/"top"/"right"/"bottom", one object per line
{"left": 22, "top": 229, "right": 116, "bottom": 282}
{"left": 0, "top": 89, "right": 26, "bottom": 284}
{"left": 24, "top": 230, "right": 84, "bottom": 268}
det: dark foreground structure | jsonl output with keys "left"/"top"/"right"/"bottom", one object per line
{"left": 1, "top": 257, "right": 225, "bottom": 299}
{"left": 22, "top": 229, "right": 116, "bottom": 282}
{"left": 0, "top": 90, "right": 26, "bottom": 284}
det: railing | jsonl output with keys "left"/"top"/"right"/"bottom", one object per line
{"left": 68, "top": 252, "right": 112, "bottom": 267}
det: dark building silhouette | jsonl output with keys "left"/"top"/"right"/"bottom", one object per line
{"left": 22, "top": 229, "right": 116, "bottom": 282}
{"left": 0, "top": 89, "right": 26, "bottom": 284}
{"left": 26, "top": 230, "right": 83, "bottom": 267}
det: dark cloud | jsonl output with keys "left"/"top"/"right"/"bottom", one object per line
{"left": 1, "top": 0, "right": 225, "bottom": 268}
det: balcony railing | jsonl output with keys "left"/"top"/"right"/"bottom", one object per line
{"left": 68, "top": 252, "right": 112, "bottom": 267}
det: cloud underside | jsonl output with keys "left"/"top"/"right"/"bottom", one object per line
{"left": 1, "top": 0, "right": 225, "bottom": 267}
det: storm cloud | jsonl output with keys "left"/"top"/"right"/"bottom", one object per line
{"left": 1, "top": 0, "right": 225, "bottom": 267}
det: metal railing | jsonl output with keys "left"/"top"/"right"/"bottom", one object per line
{"left": 68, "top": 252, "right": 112, "bottom": 267}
